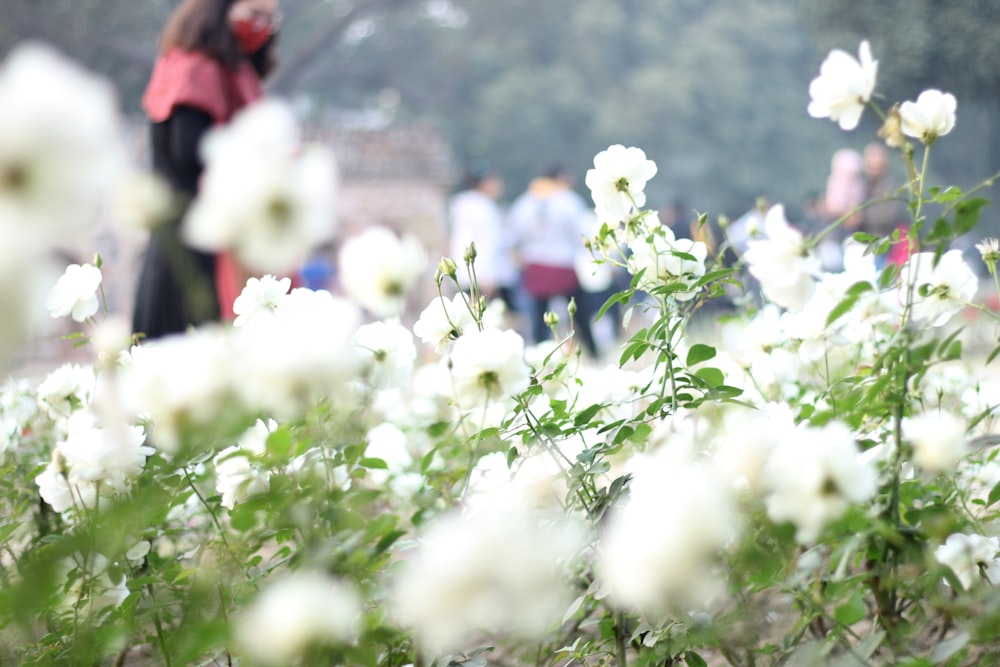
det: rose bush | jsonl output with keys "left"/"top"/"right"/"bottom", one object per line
{"left": 3, "top": 38, "right": 1000, "bottom": 667}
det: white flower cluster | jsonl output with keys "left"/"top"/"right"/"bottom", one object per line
{"left": 338, "top": 225, "right": 428, "bottom": 317}
{"left": 744, "top": 205, "right": 821, "bottom": 312}
{"left": 36, "top": 410, "right": 151, "bottom": 514}
{"left": 213, "top": 419, "right": 274, "bottom": 510}
{"left": 899, "top": 250, "right": 978, "bottom": 326}
{"left": 391, "top": 499, "right": 586, "bottom": 654}
{"left": 0, "top": 378, "right": 36, "bottom": 460}
{"left": 0, "top": 44, "right": 123, "bottom": 232}
{"left": 184, "top": 100, "right": 338, "bottom": 274}
{"left": 809, "top": 40, "right": 956, "bottom": 145}
{"left": 235, "top": 570, "right": 362, "bottom": 665}
{"left": 761, "top": 421, "right": 877, "bottom": 543}
{"left": 935, "top": 533, "right": 1000, "bottom": 590}
{"left": 0, "top": 44, "right": 124, "bottom": 365}
{"left": 599, "top": 438, "right": 739, "bottom": 616}
{"left": 113, "top": 283, "right": 364, "bottom": 453}
{"left": 626, "top": 221, "right": 708, "bottom": 300}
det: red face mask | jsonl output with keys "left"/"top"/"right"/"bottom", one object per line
{"left": 231, "top": 17, "right": 272, "bottom": 55}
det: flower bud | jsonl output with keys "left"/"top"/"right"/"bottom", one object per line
{"left": 567, "top": 297, "right": 578, "bottom": 318}
{"left": 463, "top": 242, "right": 477, "bottom": 264}
{"left": 543, "top": 311, "right": 559, "bottom": 329}
{"left": 976, "top": 238, "right": 1000, "bottom": 267}
{"left": 438, "top": 257, "right": 458, "bottom": 278}
{"left": 878, "top": 104, "right": 905, "bottom": 148}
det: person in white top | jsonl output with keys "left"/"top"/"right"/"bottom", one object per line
{"left": 448, "top": 168, "right": 518, "bottom": 307}
{"left": 508, "top": 166, "right": 596, "bottom": 357}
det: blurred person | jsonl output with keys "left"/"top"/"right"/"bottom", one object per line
{"left": 818, "top": 148, "right": 866, "bottom": 271}
{"left": 132, "top": 0, "right": 281, "bottom": 339}
{"left": 824, "top": 148, "right": 865, "bottom": 228}
{"left": 858, "top": 142, "right": 908, "bottom": 268}
{"left": 448, "top": 167, "right": 518, "bottom": 309}
{"left": 509, "top": 166, "right": 597, "bottom": 357}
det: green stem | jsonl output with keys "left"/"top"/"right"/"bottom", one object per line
{"left": 615, "top": 610, "right": 628, "bottom": 667}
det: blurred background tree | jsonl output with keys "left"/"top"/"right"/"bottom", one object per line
{"left": 2, "top": 0, "right": 998, "bottom": 231}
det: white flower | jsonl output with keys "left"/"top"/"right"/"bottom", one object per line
{"left": 338, "top": 226, "right": 427, "bottom": 317}
{"left": 232, "top": 274, "right": 291, "bottom": 327}
{"left": 235, "top": 571, "right": 362, "bottom": 666}
{"left": 235, "top": 288, "right": 362, "bottom": 416}
{"left": 935, "top": 533, "right": 1000, "bottom": 590}
{"left": 903, "top": 411, "right": 967, "bottom": 473}
{"left": 599, "top": 446, "right": 739, "bottom": 616}
{"left": 184, "top": 100, "right": 338, "bottom": 273}
{"left": 214, "top": 447, "right": 269, "bottom": 510}
{"left": 762, "top": 421, "right": 877, "bottom": 543}
{"left": 448, "top": 328, "right": 531, "bottom": 410}
{"left": 36, "top": 410, "right": 151, "bottom": 514}
{"left": 118, "top": 328, "right": 242, "bottom": 453}
{"left": 363, "top": 422, "right": 412, "bottom": 486}
{"left": 714, "top": 403, "right": 797, "bottom": 490}
{"left": 213, "top": 419, "right": 274, "bottom": 509}
{"left": 58, "top": 553, "right": 129, "bottom": 613}
{"left": 353, "top": 318, "right": 417, "bottom": 390}
{"left": 0, "top": 44, "right": 124, "bottom": 232}
{"left": 45, "top": 263, "right": 102, "bottom": 322}
{"left": 585, "top": 145, "right": 658, "bottom": 224}
{"left": 899, "top": 250, "right": 977, "bottom": 326}
{"left": 36, "top": 362, "right": 95, "bottom": 420}
{"left": 1, "top": 378, "right": 36, "bottom": 458}
{"left": 744, "top": 205, "right": 821, "bottom": 311}
{"left": 976, "top": 237, "right": 1000, "bottom": 265}
{"left": 108, "top": 170, "right": 174, "bottom": 231}
{"left": 627, "top": 225, "right": 707, "bottom": 299}
{"left": 807, "top": 40, "right": 878, "bottom": 131}
{"left": 412, "top": 294, "right": 476, "bottom": 352}
{"left": 900, "top": 89, "right": 957, "bottom": 144}
{"left": 0, "top": 224, "right": 49, "bottom": 365}
{"left": 391, "top": 503, "right": 585, "bottom": 654}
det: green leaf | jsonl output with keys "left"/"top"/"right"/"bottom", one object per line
{"left": 954, "top": 198, "right": 989, "bottom": 235}
{"left": 694, "top": 367, "right": 724, "bottom": 387}
{"left": 266, "top": 428, "right": 292, "bottom": 458}
{"left": 852, "top": 231, "right": 878, "bottom": 243}
{"left": 686, "top": 344, "right": 717, "bottom": 367}
{"left": 693, "top": 268, "right": 736, "bottom": 288}
{"left": 826, "top": 294, "right": 859, "bottom": 327}
{"left": 878, "top": 263, "right": 899, "bottom": 290}
{"left": 596, "top": 290, "right": 632, "bottom": 321}
{"left": 931, "top": 186, "right": 963, "bottom": 203}
{"left": 374, "top": 530, "right": 406, "bottom": 554}
{"left": 427, "top": 421, "right": 450, "bottom": 437}
{"left": 833, "top": 592, "right": 865, "bottom": 625}
{"left": 360, "top": 457, "right": 388, "bottom": 470}
{"left": 573, "top": 403, "right": 604, "bottom": 427}
{"left": 987, "top": 343, "right": 1000, "bottom": 365}
{"left": 930, "top": 631, "right": 969, "bottom": 664}
{"left": 987, "top": 480, "right": 1000, "bottom": 508}
{"left": 685, "top": 652, "right": 708, "bottom": 667}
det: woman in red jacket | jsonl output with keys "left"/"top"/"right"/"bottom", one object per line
{"left": 132, "top": 0, "right": 280, "bottom": 339}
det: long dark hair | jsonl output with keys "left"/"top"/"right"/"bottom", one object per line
{"left": 160, "top": 0, "right": 242, "bottom": 68}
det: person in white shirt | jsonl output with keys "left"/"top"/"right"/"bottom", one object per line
{"left": 449, "top": 168, "right": 518, "bottom": 308}
{"left": 508, "top": 166, "right": 597, "bottom": 357}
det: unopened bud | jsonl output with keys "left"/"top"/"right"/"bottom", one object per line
{"left": 464, "top": 242, "right": 477, "bottom": 264}
{"left": 438, "top": 257, "right": 458, "bottom": 278}
{"left": 543, "top": 311, "right": 559, "bottom": 329}
{"left": 567, "top": 297, "right": 578, "bottom": 318}
{"left": 878, "top": 104, "right": 905, "bottom": 148}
